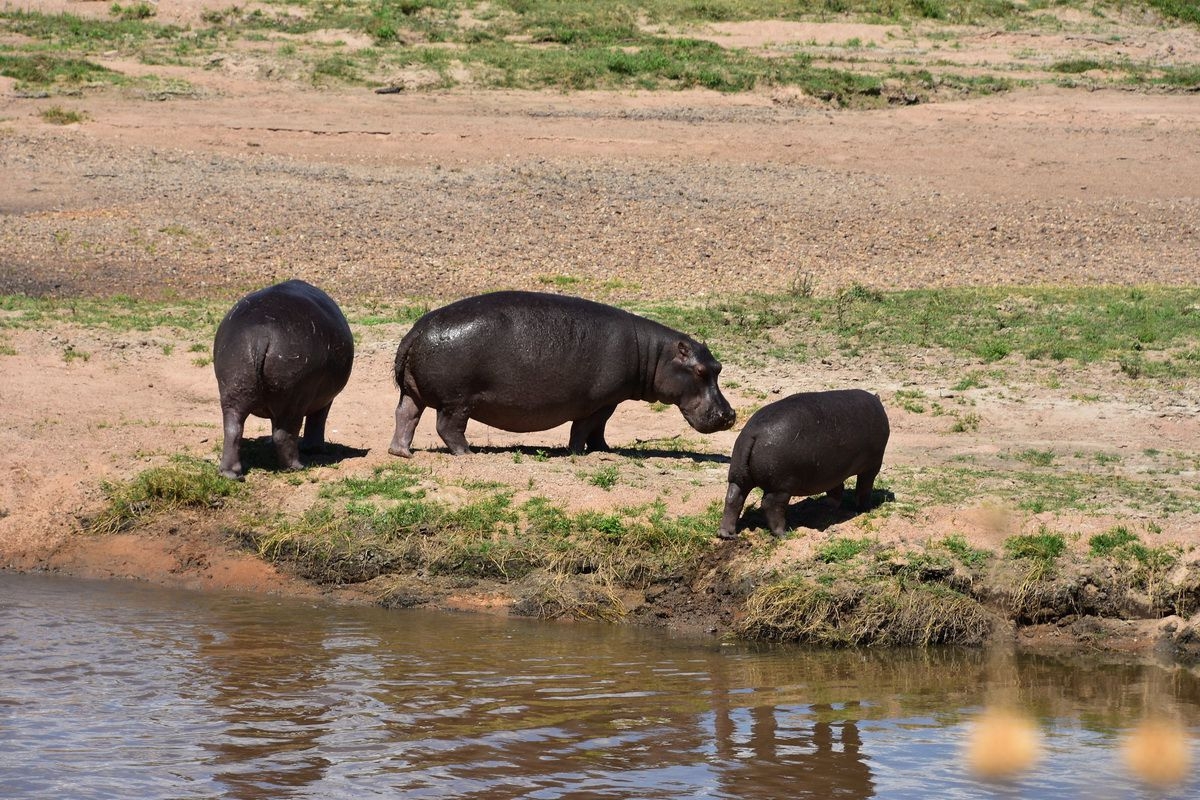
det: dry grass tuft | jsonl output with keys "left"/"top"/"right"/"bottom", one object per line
{"left": 738, "top": 576, "right": 995, "bottom": 647}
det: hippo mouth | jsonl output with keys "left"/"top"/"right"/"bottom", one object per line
{"left": 681, "top": 403, "right": 737, "bottom": 434}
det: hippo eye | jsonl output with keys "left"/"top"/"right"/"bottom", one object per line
{"left": 694, "top": 364, "right": 708, "bottom": 379}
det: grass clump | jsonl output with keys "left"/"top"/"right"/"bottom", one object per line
{"left": 0, "top": 53, "right": 121, "bottom": 87}
{"left": 739, "top": 574, "right": 994, "bottom": 646}
{"left": 815, "top": 536, "right": 872, "bottom": 564}
{"left": 1004, "top": 530, "right": 1066, "bottom": 563}
{"left": 90, "top": 455, "right": 243, "bottom": 534}
{"left": 39, "top": 105, "right": 88, "bottom": 124}
{"left": 940, "top": 533, "right": 991, "bottom": 569}
{"left": 1088, "top": 525, "right": 1180, "bottom": 601}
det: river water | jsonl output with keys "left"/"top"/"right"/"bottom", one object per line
{"left": 2, "top": 572, "right": 1197, "bottom": 799}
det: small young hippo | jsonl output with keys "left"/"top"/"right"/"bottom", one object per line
{"left": 213, "top": 280, "right": 354, "bottom": 480}
{"left": 719, "top": 389, "right": 890, "bottom": 538}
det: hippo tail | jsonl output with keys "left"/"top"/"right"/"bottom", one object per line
{"left": 393, "top": 327, "right": 421, "bottom": 391}
{"left": 727, "top": 430, "right": 756, "bottom": 488}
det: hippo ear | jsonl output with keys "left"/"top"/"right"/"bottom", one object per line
{"left": 674, "top": 340, "right": 693, "bottom": 364}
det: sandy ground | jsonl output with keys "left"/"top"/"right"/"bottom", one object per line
{"left": 1, "top": 14, "right": 1199, "bottom": 614}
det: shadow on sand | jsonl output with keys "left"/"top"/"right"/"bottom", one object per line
{"left": 454, "top": 443, "right": 731, "bottom": 466}
{"left": 236, "top": 437, "right": 370, "bottom": 476}
{"left": 732, "top": 488, "right": 897, "bottom": 535}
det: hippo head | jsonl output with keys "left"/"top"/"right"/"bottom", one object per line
{"left": 657, "top": 340, "right": 737, "bottom": 434}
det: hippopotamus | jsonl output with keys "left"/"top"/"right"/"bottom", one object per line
{"left": 213, "top": 279, "right": 354, "bottom": 480}
{"left": 387, "top": 291, "right": 736, "bottom": 457}
{"left": 719, "top": 389, "right": 889, "bottom": 538}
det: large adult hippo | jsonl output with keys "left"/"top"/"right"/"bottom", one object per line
{"left": 213, "top": 279, "right": 354, "bottom": 480}
{"left": 719, "top": 389, "right": 890, "bottom": 538}
{"left": 387, "top": 291, "right": 736, "bottom": 457}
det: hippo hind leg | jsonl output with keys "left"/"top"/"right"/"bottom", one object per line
{"left": 300, "top": 402, "right": 332, "bottom": 454}
{"left": 388, "top": 394, "right": 424, "bottom": 458}
{"left": 855, "top": 463, "right": 882, "bottom": 509}
{"left": 219, "top": 405, "right": 248, "bottom": 481}
{"left": 568, "top": 404, "right": 617, "bottom": 455}
{"left": 761, "top": 491, "right": 791, "bottom": 537}
{"left": 435, "top": 405, "right": 472, "bottom": 455}
{"left": 718, "top": 482, "right": 749, "bottom": 540}
{"left": 272, "top": 415, "right": 305, "bottom": 471}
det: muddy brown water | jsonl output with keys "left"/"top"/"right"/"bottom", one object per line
{"left": 2, "top": 572, "right": 1197, "bottom": 799}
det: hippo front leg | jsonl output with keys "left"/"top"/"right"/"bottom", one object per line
{"left": 271, "top": 415, "right": 305, "bottom": 471}
{"left": 300, "top": 403, "right": 332, "bottom": 454}
{"left": 568, "top": 404, "right": 617, "bottom": 454}
{"left": 718, "top": 482, "right": 748, "bottom": 539}
{"left": 219, "top": 406, "right": 248, "bottom": 480}
{"left": 388, "top": 394, "right": 424, "bottom": 458}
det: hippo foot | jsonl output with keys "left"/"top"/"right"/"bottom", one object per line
{"left": 219, "top": 468, "right": 245, "bottom": 482}
{"left": 299, "top": 442, "right": 327, "bottom": 455}
{"left": 388, "top": 445, "right": 414, "bottom": 458}
{"left": 717, "top": 528, "right": 739, "bottom": 541}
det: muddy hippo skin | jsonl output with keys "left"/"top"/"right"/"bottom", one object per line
{"left": 388, "top": 291, "right": 736, "bottom": 457}
{"left": 213, "top": 279, "right": 354, "bottom": 480}
{"left": 719, "top": 389, "right": 890, "bottom": 538}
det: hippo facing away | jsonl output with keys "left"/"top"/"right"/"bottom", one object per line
{"left": 213, "top": 279, "right": 354, "bottom": 480}
{"left": 388, "top": 291, "right": 736, "bottom": 457}
{"left": 719, "top": 389, "right": 890, "bottom": 538}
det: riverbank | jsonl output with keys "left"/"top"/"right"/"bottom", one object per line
{"left": 2, "top": 285, "right": 1197, "bottom": 657}
{"left": 2, "top": 3, "right": 1199, "bottom": 654}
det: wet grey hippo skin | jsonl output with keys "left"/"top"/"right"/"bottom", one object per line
{"left": 388, "top": 291, "right": 736, "bottom": 457}
{"left": 213, "top": 279, "right": 354, "bottom": 480}
{"left": 719, "top": 389, "right": 890, "bottom": 538}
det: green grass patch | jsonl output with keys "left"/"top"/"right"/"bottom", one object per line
{"left": 637, "top": 286, "right": 1200, "bottom": 378}
{"left": 89, "top": 455, "right": 244, "bottom": 534}
{"left": 0, "top": 53, "right": 121, "bottom": 87}
{"left": 1015, "top": 448, "right": 1055, "bottom": 467}
{"left": 1144, "top": 0, "right": 1200, "bottom": 25}
{"left": 585, "top": 464, "right": 621, "bottom": 490}
{"left": 939, "top": 533, "right": 991, "bottom": 568}
{"left": 815, "top": 535, "right": 872, "bottom": 563}
{"left": 39, "top": 105, "right": 88, "bottom": 124}
{"left": 251, "top": 468, "right": 723, "bottom": 600}
{"left": 0, "top": 294, "right": 226, "bottom": 333}
{"left": 1004, "top": 530, "right": 1066, "bottom": 562}
{"left": 0, "top": 9, "right": 180, "bottom": 47}
{"left": 1088, "top": 524, "right": 1178, "bottom": 573}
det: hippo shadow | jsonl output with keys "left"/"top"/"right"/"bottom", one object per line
{"left": 738, "top": 487, "right": 897, "bottom": 535}
{"left": 465, "top": 443, "right": 730, "bottom": 465}
{"left": 234, "top": 437, "right": 370, "bottom": 476}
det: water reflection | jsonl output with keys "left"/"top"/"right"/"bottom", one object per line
{"left": 1, "top": 572, "right": 1197, "bottom": 799}
{"left": 188, "top": 601, "right": 337, "bottom": 798}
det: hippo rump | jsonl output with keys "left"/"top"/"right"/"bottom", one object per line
{"left": 213, "top": 279, "right": 354, "bottom": 480}
{"left": 388, "top": 291, "right": 736, "bottom": 457}
{"left": 719, "top": 389, "right": 889, "bottom": 538}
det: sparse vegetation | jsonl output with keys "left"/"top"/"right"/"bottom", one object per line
{"left": 39, "top": 106, "right": 88, "bottom": 125}
{"left": 248, "top": 467, "right": 721, "bottom": 610}
{"left": 1004, "top": 530, "right": 1067, "bottom": 566}
{"left": 6, "top": 0, "right": 1194, "bottom": 100}
{"left": 89, "top": 455, "right": 244, "bottom": 534}
{"left": 585, "top": 465, "right": 621, "bottom": 490}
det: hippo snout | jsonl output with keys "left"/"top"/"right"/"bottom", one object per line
{"left": 684, "top": 398, "right": 737, "bottom": 434}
